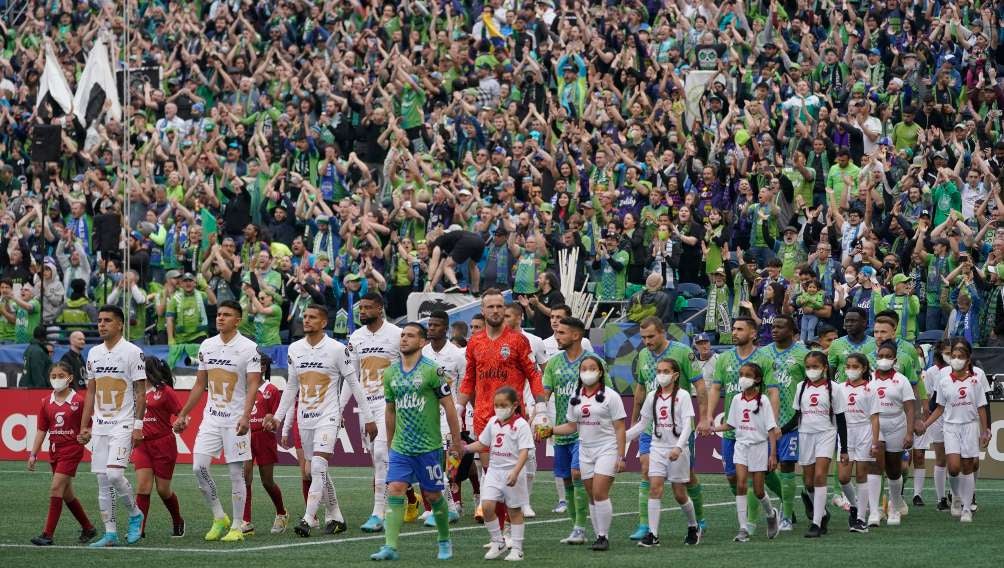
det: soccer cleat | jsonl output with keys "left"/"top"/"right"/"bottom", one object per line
{"left": 951, "top": 496, "right": 963, "bottom": 517}
{"left": 591, "top": 535, "right": 610, "bottom": 551}
{"left": 361, "top": 515, "right": 384, "bottom": 533}
{"left": 424, "top": 514, "right": 437, "bottom": 528}
{"left": 241, "top": 521, "right": 255, "bottom": 536}
{"left": 204, "top": 516, "right": 230, "bottom": 541}
{"left": 370, "top": 545, "right": 400, "bottom": 561}
{"left": 172, "top": 521, "right": 186, "bottom": 538}
{"left": 887, "top": 510, "right": 901, "bottom": 526}
{"left": 420, "top": 511, "right": 433, "bottom": 522}
{"left": 271, "top": 514, "right": 288, "bottom": 535}
{"left": 970, "top": 495, "right": 978, "bottom": 512}
{"left": 629, "top": 524, "right": 649, "bottom": 541}
{"left": 552, "top": 500, "right": 568, "bottom": 514}
{"left": 437, "top": 539, "right": 453, "bottom": 560}
{"left": 79, "top": 526, "right": 98, "bottom": 543}
{"left": 820, "top": 510, "right": 831, "bottom": 534}
{"left": 779, "top": 518, "right": 794, "bottom": 532}
{"left": 127, "top": 511, "right": 145, "bottom": 544}
{"left": 912, "top": 495, "right": 925, "bottom": 507}
{"left": 89, "top": 533, "right": 119, "bottom": 547}
{"left": 448, "top": 510, "right": 460, "bottom": 524}
{"left": 804, "top": 524, "right": 822, "bottom": 538}
{"left": 831, "top": 494, "right": 851, "bottom": 512}
{"left": 220, "top": 529, "right": 244, "bottom": 542}
{"left": 504, "top": 548, "right": 524, "bottom": 561}
{"left": 849, "top": 519, "right": 869, "bottom": 533}
{"left": 801, "top": 491, "right": 814, "bottom": 522}
{"left": 766, "top": 508, "right": 779, "bottom": 540}
{"left": 867, "top": 512, "right": 881, "bottom": 527}
{"left": 474, "top": 504, "right": 485, "bottom": 524}
{"left": 31, "top": 534, "right": 54, "bottom": 546}
{"left": 937, "top": 498, "right": 950, "bottom": 511}
{"left": 960, "top": 510, "right": 973, "bottom": 523}
{"left": 733, "top": 529, "right": 750, "bottom": 542}
{"left": 848, "top": 507, "right": 858, "bottom": 529}
{"left": 404, "top": 492, "right": 422, "bottom": 523}
{"left": 522, "top": 504, "right": 536, "bottom": 519}
{"left": 685, "top": 526, "right": 701, "bottom": 545}
{"left": 485, "top": 539, "right": 508, "bottom": 560}
{"left": 638, "top": 532, "right": 660, "bottom": 547}
{"left": 294, "top": 519, "right": 312, "bottom": 537}
{"left": 560, "top": 527, "right": 587, "bottom": 544}
{"left": 324, "top": 520, "right": 347, "bottom": 535}
{"left": 697, "top": 519, "right": 708, "bottom": 534}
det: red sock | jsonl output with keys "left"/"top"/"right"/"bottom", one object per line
{"left": 301, "top": 479, "right": 310, "bottom": 504}
{"left": 469, "top": 469, "right": 480, "bottom": 494}
{"left": 161, "top": 493, "right": 183, "bottom": 525}
{"left": 495, "top": 502, "right": 507, "bottom": 530}
{"left": 406, "top": 486, "right": 417, "bottom": 505}
{"left": 264, "top": 484, "right": 286, "bottom": 516}
{"left": 64, "top": 497, "right": 93, "bottom": 530}
{"left": 136, "top": 494, "right": 151, "bottom": 533}
{"left": 243, "top": 484, "right": 253, "bottom": 523}
{"left": 423, "top": 497, "right": 432, "bottom": 512}
{"left": 450, "top": 481, "right": 462, "bottom": 509}
{"left": 43, "top": 496, "right": 62, "bottom": 537}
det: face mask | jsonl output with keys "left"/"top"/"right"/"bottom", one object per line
{"left": 941, "top": 352, "right": 952, "bottom": 363}
{"left": 581, "top": 370, "right": 600, "bottom": 386}
{"left": 805, "top": 369, "right": 823, "bottom": 380}
{"left": 844, "top": 273, "right": 855, "bottom": 283}
{"left": 876, "top": 358, "right": 895, "bottom": 371}
{"left": 656, "top": 373, "right": 676, "bottom": 388}
{"left": 494, "top": 406, "right": 513, "bottom": 422}
{"left": 949, "top": 358, "right": 967, "bottom": 372}
{"left": 845, "top": 369, "right": 862, "bottom": 381}
{"left": 51, "top": 378, "right": 70, "bottom": 392}
{"left": 738, "top": 377, "right": 756, "bottom": 391}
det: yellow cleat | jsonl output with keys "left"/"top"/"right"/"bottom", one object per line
{"left": 220, "top": 529, "right": 244, "bottom": 542}
{"left": 204, "top": 516, "right": 231, "bottom": 541}
{"left": 404, "top": 491, "right": 422, "bottom": 523}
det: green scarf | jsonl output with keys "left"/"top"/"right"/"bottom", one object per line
{"left": 706, "top": 283, "right": 733, "bottom": 343}
{"left": 731, "top": 270, "right": 751, "bottom": 319}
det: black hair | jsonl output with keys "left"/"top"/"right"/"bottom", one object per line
{"left": 144, "top": 356, "right": 175, "bottom": 388}
{"left": 948, "top": 337, "right": 973, "bottom": 372}
{"left": 773, "top": 313, "right": 796, "bottom": 332}
{"left": 404, "top": 322, "right": 428, "bottom": 339}
{"left": 559, "top": 316, "right": 586, "bottom": 333}
{"left": 877, "top": 340, "right": 898, "bottom": 358}
{"left": 845, "top": 353, "right": 871, "bottom": 382}
{"left": 98, "top": 304, "right": 125, "bottom": 322}
{"left": 361, "top": 292, "right": 385, "bottom": 306}
{"left": 571, "top": 354, "right": 607, "bottom": 406}
{"left": 307, "top": 303, "right": 329, "bottom": 317}
{"left": 258, "top": 350, "right": 273, "bottom": 382}
{"left": 551, "top": 304, "right": 572, "bottom": 317}
{"left": 429, "top": 310, "right": 450, "bottom": 323}
{"left": 50, "top": 360, "right": 76, "bottom": 378}
{"left": 33, "top": 326, "right": 47, "bottom": 341}
{"left": 219, "top": 299, "right": 243, "bottom": 316}
{"left": 931, "top": 339, "right": 950, "bottom": 367}
{"left": 845, "top": 307, "right": 868, "bottom": 321}
{"left": 494, "top": 385, "right": 522, "bottom": 418}
{"left": 652, "top": 358, "right": 682, "bottom": 438}
{"left": 799, "top": 351, "right": 835, "bottom": 422}
{"left": 472, "top": 313, "right": 485, "bottom": 322}
{"left": 739, "top": 362, "right": 765, "bottom": 415}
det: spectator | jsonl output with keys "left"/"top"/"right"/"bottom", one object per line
{"left": 1, "top": 281, "right": 41, "bottom": 343}
{"left": 60, "top": 331, "right": 87, "bottom": 390}
{"left": 628, "top": 272, "right": 674, "bottom": 325}
{"left": 166, "top": 273, "right": 208, "bottom": 346}
{"left": 55, "top": 232, "right": 91, "bottom": 297}
{"left": 39, "top": 260, "right": 65, "bottom": 325}
{"left": 20, "top": 326, "right": 50, "bottom": 388}
{"left": 58, "top": 279, "right": 96, "bottom": 329}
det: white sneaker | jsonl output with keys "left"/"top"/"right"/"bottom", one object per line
{"left": 779, "top": 518, "right": 793, "bottom": 532}
{"left": 419, "top": 511, "right": 432, "bottom": 521}
{"left": 270, "top": 513, "right": 289, "bottom": 534}
{"left": 560, "top": 527, "right": 587, "bottom": 544}
{"left": 504, "top": 548, "right": 524, "bottom": 561}
{"left": 552, "top": 500, "right": 568, "bottom": 514}
{"left": 504, "top": 534, "right": 513, "bottom": 549}
{"left": 523, "top": 504, "right": 536, "bottom": 519}
{"left": 960, "top": 510, "right": 973, "bottom": 523}
{"left": 484, "top": 540, "right": 507, "bottom": 560}
{"left": 867, "top": 512, "right": 881, "bottom": 527}
{"left": 832, "top": 495, "right": 851, "bottom": 511}
{"left": 887, "top": 510, "right": 901, "bottom": 526}
{"left": 896, "top": 500, "right": 909, "bottom": 516}
{"left": 951, "top": 497, "right": 963, "bottom": 518}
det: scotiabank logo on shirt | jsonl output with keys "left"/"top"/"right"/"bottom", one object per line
{"left": 958, "top": 387, "right": 967, "bottom": 399}
{"left": 877, "top": 387, "right": 887, "bottom": 399}
{"left": 742, "top": 409, "right": 751, "bottom": 423}
{"left": 581, "top": 405, "right": 591, "bottom": 417}
{"left": 809, "top": 394, "right": 820, "bottom": 407}
{"left": 847, "top": 393, "right": 857, "bottom": 405}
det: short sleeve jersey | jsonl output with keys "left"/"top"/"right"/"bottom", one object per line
{"left": 143, "top": 386, "right": 182, "bottom": 439}
{"left": 713, "top": 348, "right": 776, "bottom": 440}
{"left": 38, "top": 391, "right": 85, "bottom": 447}
{"left": 250, "top": 382, "right": 282, "bottom": 433}
{"left": 636, "top": 387, "right": 694, "bottom": 449}
{"left": 86, "top": 339, "right": 146, "bottom": 435}
{"left": 349, "top": 321, "right": 402, "bottom": 416}
{"left": 385, "top": 357, "right": 451, "bottom": 455}
{"left": 727, "top": 393, "right": 777, "bottom": 444}
{"left": 935, "top": 371, "right": 988, "bottom": 424}
{"left": 197, "top": 332, "right": 262, "bottom": 429}
{"left": 763, "top": 342, "right": 809, "bottom": 425}
{"left": 843, "top": 381, "right": 879, "bottom": 425}
{"left": 828, "top": 335, "right": 876, "bottom": 383}
{"left": 794, "top": 380, "right": 847, "bottom": 434}
{"left": 565, "top": 387, "right": 626, "bottom": 450}
{"left": 287, "top": 335, "right": 357, "bottom": 430}
{"left": 463, "top": 328, "right": 544, "bottom": 435}
{"left": 637, "top": 341, "right": 702, "bottom": 395}
{"left": 477, "top": 416, "right": 535, "bottom": 471}
{"left": 542, "top": 350, "right": 590, "bottom": 445}
{"left": 871, "top": 372, "right": 915, "bottom": 421}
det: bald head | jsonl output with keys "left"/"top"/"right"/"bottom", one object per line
{"left": 70, "top": 331, "right": 86, "bottom": 351}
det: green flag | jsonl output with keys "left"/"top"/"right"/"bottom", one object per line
{"left": 201, "top": 208, "right": 218, "bottom": 249}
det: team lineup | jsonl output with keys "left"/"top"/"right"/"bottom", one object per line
{"left": 26, "top": 293, "right": 992, "bottom": 560}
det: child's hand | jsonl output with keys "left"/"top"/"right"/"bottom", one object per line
{"left": 506, "top": 470, "right": 519, "bottom": 487}
{"left": 839, "top": 452, "right": 849, "bottom": 465}
{"left": 768, "top": 454, "right": 778, "bottom": 471}
{"left": 668, "top": 447, "right": 682, "bottom": 461}
{"left": 27, "top": 453, "right": 36, "bottom": 471}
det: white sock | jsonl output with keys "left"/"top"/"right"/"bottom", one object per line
{"left": 486, "top": 518, "right": 502, "bottom": 543}
{"left": 556, "top": 478, "right": 567, "bottom": 502}
{"left": 841, "top": 482, "right": 857, "bottom": 505}
{"left": 913, "top": 468, "right": 926, "bottom": 497}
{"left": 322, "top": 468, "right": 344, "bottom": 523}
{"left": 510, "top": 522, "right": 525, "bottom": 551}
{"left": 888, "top": 477, "right": 903, "bottom": 509}
{"left": 934, "top": 466, "right": 947, "bottom": 500}
{"left": 96, "top": 472, "right": 117, "bottom": 533}
{"left": 194, "top": 454, "right": 225, "bottom": 519}
{"left": 867, "top": 475, "right": 881, "bottom": 517}
{"left": 759, "top": 494, "right": 774, "bottom": 518}
{"left": 813, "top": 486, "right": 826, "bottom": 526}
{"left": 681, "top": 498, "right": 697, "bottom": 527}
{"left": 305, "top": 456, "right": 327, "bottom": 523}
{"left": 588, "top": 503, "right": 597, "bottom": 535}
{"left": 441, "top": 469, "right": 456, "bottom": 514}
{"left": 648, "top": 498, "right": 661, "bottom": 537}
{"left": 593, "top": 499, "right": 612, "bottom": 538}
{"left": 106, "top": 468, "right": 141, "bottom": 516}
{"left": 857, "top": 481, "right": 869, "bottom": 521}
{"left": 736, "top": 495, "right": 748, "bottom": 531}
{"left": 228, "top": 462, "right": 246, "bottom": 530}
{"left": 372, "top": 445, "right": 388, "bottom": 518}
{"left": 960, "top": 474, "right": 975, "bottom": 513}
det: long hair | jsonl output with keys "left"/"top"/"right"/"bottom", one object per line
{"left": 931, "top": 339, "right": 950, "bottom": 368}
{"left": 571, "top": 354, "right": 607, "bottom": 406}
{"left": 144, "top": 356, "right": 174, "bottom": 389}
{"left": 948, "top": 337, "right": 974, "bottom": 373}
{"left": 494, "top": 385, "right": 522, "bottom": 419}
{"left": 846, "top": 353, "right": 872, "bottom": 383}
{"left": 653, "top": 359, "right": 682, "bottom": 439}
{"left": 259, "top": 350, "right": 273, "bottom": 382}
{"left": 740, "top": 362, "right": 765, "bottom": 414}
{"left": 800, "top": 351, "right": 834, "bottom": 422}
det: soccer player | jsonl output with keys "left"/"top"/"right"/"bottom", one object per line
{"left": 370, "top": 323, "right": 463, "bottom": 561}
{"left": 28, "top": 361, "right": 97, "bottom": 546}
{"left": 79, "top": 305, "right": 147, "bottom": 547}
{"left": 174, "top": 300, "right": 262, "bottom": 542}
{"left": 244, "top": 353, "right": 289, "bottom": 535}
{"left": 268, "top": 304, "right": 376, "bottom": 537}
{"left": 348, "top": 293, "right": 406, "bottom": 532}
{"left": 827, "top": 308, "right": 876, "bottom": 383}
{"left": 540, "top": 305, "right": 594, "bottom": 360}
{"left": 133, "top": 356, "right": 185, "bottom": 538}
{"left": 629, "top": 316, "right": 707, "bottom": 540}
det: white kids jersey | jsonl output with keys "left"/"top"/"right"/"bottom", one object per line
{"left": 280, "top": 335, "right": 371, "bottom": 430}
{"left": 936, "top": 365, "right": 991, "bottom": 392}
{"left": 635, "top": 388, "right": 694, "bottom": 449}
{"left": 477, "top": 415, "right": 535, "bottom": 471}
{"left": 935, "top": 371, "right": 989, "bottom": 424}
{"left": 197, "top": 332, "right": 262, "bottom": 428}
{"left": 843, "top": 381, "right": 879, "bottom": 425}
{"left": 86, "top": 338, "right": 146, "bottom": 435}
{"left": 871, "top": 372, "right": 915, "bottom": 420}
{"left": 726, "top": 393, "right": 777, "bottom": 444}
{"left": 794, "top": 380, "right": 847, "bottom": 434}
{"left": 348, "top": 321, "right": 402, "bottom": 416}
{"left": 542, "top": 336, "right": 594, "bottom": 362}
{"left": 565, "top": 387, "right": 626, "bottom": 449}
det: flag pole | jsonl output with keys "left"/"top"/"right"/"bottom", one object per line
{"left": 121, "top": 6, "right": 132, "bottom": 340}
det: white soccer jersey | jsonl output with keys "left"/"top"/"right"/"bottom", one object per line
{"left": 349, "top": 321, "right": 402, "bottom": 415}
{"left": 522, "top": 330, "right": 548, "bottom": 367}
{"left": 871, "top": 372, "right": 915, "bottom": 420}
{"left": 280, "top": 335, "right": 371, "bottom": 430}
{"left": 635, "top": 388, "right": 694, "bottom": 449}
{"left": 197, "top": 332, "right": 262, "bottom": 428}
{"left": 422, "top": 341, "right": 466, "bottom": 395}
{"left": 843, "top": 381, "right": 879, "bottom": 425}
{"left": 478, "top": 416, "right": 535, "bottom": 471}
{"left": 936, "top": 365, "right": 990, "bottom": 392}
{"left": 727, "top": 393, "right": 777, "bottom": 444}
{"left": 542, "top": 336, "right": 594, "bottom": 362}
{"left": 86, "top": 338, "right": 146, "bottom": 435}
{"left": 794, "top": 380, "right": 847, "bottom": 434}
{"left": 565, "top": 387, "right": 626, "bottom": 449}
{"left": 936, "top": 372, "right": 989, "bottom": 424}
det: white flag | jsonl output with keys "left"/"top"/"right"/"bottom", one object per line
{"left": 35, "top": 42, "right": 74, "bottom": 115}
{"left": 73, "top": 36, "right": 122, "bottom": 126}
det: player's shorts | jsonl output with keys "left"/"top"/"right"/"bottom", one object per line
{"left": 450, "top": 236, "right": 485, "bottom": 264}
{"left": 578, "top": 444, "right": 618, "bottom": 480}
{"left": 733, "top": 440, "right": 769, "bottom": 473}
{"left": 251, "top": 431, "right": 279, "bottom": 465}
{"left": 481, "top": 468, "right": 529, "bottom": 508}
{"left": 913, "top": 428, "right": 931, "bottom": 450}
{"left": 553, "top": 441, "right": 580, "bottom": 479}
{"left": 648, "top": 445, "right": 691, "bottom": 483}
{"left": 387, "top": 448, "right": 445, "bottom": 492}
{"left": 777, "top": 429, "right": 799, "bottom": 462}
{"left": 847, "top": 423, "right": 876, "bottom": 463}
{"left": 194, "top": 424, "right": 251, "bottom": 463}
{"left": 91, "top": 426, "right": 134, "bottom": 473}
{"left": 798, "top": 430, "right": 837, "bottom": 467}
{"left": 50, "top": 444, "right": 85, "bottom": 477}
{"left": 927, "top": 417, "right": 944, "bottom": 445}
{"left": 300, "top": 425, "right": 340, "bottom": 460}
{"left": 132, "top": 434, "right": 179, "bottom": 479}
{"left": 721, "top": 438, "right": 737, "bottom": 477}
{"left": 879, "top": 419, "right": 908, "bottom": 453}
{"left": 639, "top": 432, "right": 652, "bottom": 456}
{"left": 943, "top": 422, "right": 980, "bottom": 459}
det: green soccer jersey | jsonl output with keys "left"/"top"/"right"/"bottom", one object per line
{"left": 254, "top": 305, "right": 282, "bottom": 347}
{"left": 542, "top": 350, "right": 590, "bottom": 446}
{"left": 636, "top": 341, "right": 702, "bottom": 435}
{"left": 385, "top": 357, "right": 449, "bottom": 455}
{"left": 828, "top": 335, "right": 877, "bottom": 383}
{"left": 166, "top": 291, "right": 209, "bottom": 343}
{"left": 763, "top": 342, "right": 809, "bottom": 425}
{"left": 713, "top": 348, "right": 776, "bottom": 440}
{"left": 14, "top": 299, "right": 41, "bottom": 344}
{"left": 0, "top": 299, "right": 18, "bottom": 342}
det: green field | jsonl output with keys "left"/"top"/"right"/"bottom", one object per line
{"left": 0, "top": 462, "right": 999, "bottom": 567}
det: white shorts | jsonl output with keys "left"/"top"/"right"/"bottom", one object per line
{"left": 194, "top": 424, "right": 251, "bottom": 463}
{"left": 943, "top": 422, "right": 980, "bottom": 459}
{"left": 926, "top": 417, "right": 945, "bottom": 445}
{"left": 301, "top": 425, "right": 340, "bottom": 460}
{"left": 847, "top": 423, "right": 876, "bottom": 462}
{"left": 733, "top": 440, "right": 769, "bottom": 473}
{"left": 913, "top": 429, "right": 931, "bottom": 450}
{"left": 578, "top": 444, "right": 618, "bottom": 480}
{"left": 90, "top": 427, "right": 133, "bottom": 473}
{"left": 798, "top": 430, "right": 837, "bottom": 466}
{"left": 362, "top": 413, "right": 388, "bottom": 457}
{"left": 879, "top": 420, "right": 908, "bottom": 453}
{"left": 649, "top": 446, "right": 691, "bottom": 482}
{"left": 481, "top": 468, "right": 529, "bottom": 508}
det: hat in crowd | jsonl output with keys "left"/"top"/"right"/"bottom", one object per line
{"left": 458, "top": 188, "right": 472, "bottom": 196}
{"left": 954, "top": 122, "right": 966, "bottom": 130}
{"left": 345, "top": 273, "right": 363, "bottom": 282}
{"left": 932, "top": 150, "right": 949, "bottom": 160}
{"left": 919, "top": 209, "right": 931, "bottom": 218}
{"left": 892, "top": 273, "right": 911, "bottom": 286}
{"left": 694, "top": 332, "right": 712, "bottom": 343}
{"left": 181, "top": 272, "right": 196, "bottom": 281}
{"left": 868, "top": 48, "right": 881, "bottom": 56}
{"left": 861, "top": 266, "right": 877, "bottom": 278}
{"left": 712, "top": 266, "right": 726, "bottom": 276}
{"left": 581, "top": 200, "right": 594, "bottom": 208}
{"left": 445, "top": 224, "right": 462, "bottom": 233}
{"left": 165, "top": 270, "right": 181, "bottom": 280}
{"left": 851, "top": 82, "right": 867, "bottom": 94}
{"left": 494, "top": 226, "right": 509, "bottom": 237}
{"left": 539, "top": 203, "right": 554, "bottom": 213}
{"left": 316, "top": 215, "right": 330, "bottom": 224}
{"left": 783, "top": 224, "right": 798, "bottom": 234}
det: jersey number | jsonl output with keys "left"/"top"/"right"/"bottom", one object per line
{"left": 425, "top": 464, "right": 444, "bottom": 481}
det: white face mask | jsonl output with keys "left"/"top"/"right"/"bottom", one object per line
{"left": 844, "top": 273, "right": 856, "bottom": 283}
{"left": 941, "top": 352, "right": 952, "bottom": 363}
{"left": 50, "top": 378, "right": 70, "bottom": 392}
{"left": 494, "top": 406, "right": 513, "bottom": 422}
{"left": 738, "top": 377, "right": 756, "bottom": 391}
{"left": 845, "top": 369, "right": 862, "bottom": 381}
{"left": 805, "top": 369, "right": 823, "bottom": 380}
{"left": 580, "top": 370, "right": 600, "bottom": 386}
{"left": 656, "top": 373, "right": 676, "bottom": 388}
{"left": 949, "top": 358, "right": 967, "bottom": 372}
{"left": 876, "top": 358, "right": 895, "bottom": 371}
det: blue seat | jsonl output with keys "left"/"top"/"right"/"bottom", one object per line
{"left": 676, "top": 283, "right": 706, "bottom": 299}
{"left": 916, "top": 330, "right": 944, "bottom": 344}
{"left": 687, "top": 297, "right": 708, "bottom": 310}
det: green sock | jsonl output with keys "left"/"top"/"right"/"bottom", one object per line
{"left": 687, "top": 484, "right": 705, "bottom": 521}
{"left": 747, "top": 486, "right": 760, "bottom": 526}
{"left": 729, "top": 479, "right": 738, "bottom": 496}
{"left": 431, "top": 496, "right": 450, "bottom": 541}
{"left": 385, "top": 495, "right": 405, "bottom": 549}
{"left": 638, "top": 480, "right": 650, "bottom": 526}
{"left": 573, "top": 479, "right": 589, "bottom": 529}
{"left": 780, "top": 472, "right": 796, "bottom": 519}
{"left": 766, "top": 471, "right": 783, "bottom": 499}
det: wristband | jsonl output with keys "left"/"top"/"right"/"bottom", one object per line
{"left": 134, "top": 419, "right": 145, "bottom": 430}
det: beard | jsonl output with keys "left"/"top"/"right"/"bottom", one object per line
{"left": 359, "top": 314, "right": 376, "bottom": 326}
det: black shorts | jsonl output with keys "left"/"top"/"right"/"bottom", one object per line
{"left": 450, "top": 236, "right": 485, "bottom": 264}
